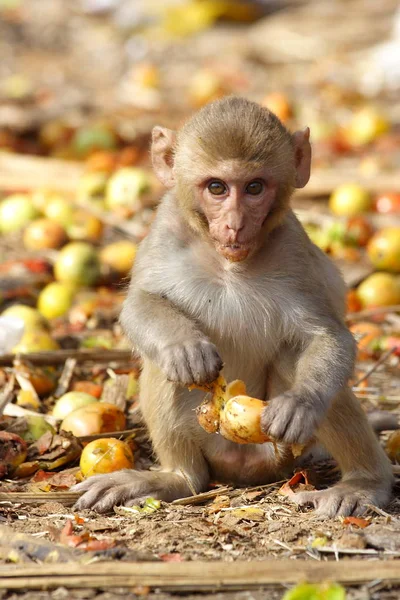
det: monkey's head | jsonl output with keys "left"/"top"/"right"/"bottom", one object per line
{"left": 151, "top": 97, "right": 311, "bottom": 262}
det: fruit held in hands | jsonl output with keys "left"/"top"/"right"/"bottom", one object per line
{"left": 53, "top": 391, "right": 98, "bottom": 420}
{"left": 196, "top": 376, "right": 270, "bottom": 444}
{"left": 60, "top": 402, "right": 126, "bottom": 436}
{"left": 329, "top": 183, "right": 372, "bottom": 216}
{"left": 54, "top": 242, "right": 100, "bottom": 287}
{"left": 80, "top": 438, "right": 134, "bottom": 477}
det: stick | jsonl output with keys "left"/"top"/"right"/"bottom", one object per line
{"left": 2, "top": 559, "right": 400, "bottom": 590}
{"left": 352, "top": 347, "right": 398, "bottom": 386}
{"left": 0, "top": 349, "right": 136, "bottom": 366}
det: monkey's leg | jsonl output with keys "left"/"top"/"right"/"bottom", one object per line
{"left": 74, "top": 363, "right": 210, "bottom": 513}
{"left": 291, "top": 388, "right": 394, "bottom": 517}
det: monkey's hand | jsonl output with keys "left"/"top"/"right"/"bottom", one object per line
{"left": 73, "top": 470, "right": 193, "bottom": 513}
{"left": 261, "top": 391, "right": 322, "bottom": 445}
{"left": 158, "top": 340, "right": 223, "bottom": 386}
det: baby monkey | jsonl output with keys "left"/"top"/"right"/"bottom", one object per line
{"left": 75, "top": 97, "right": 393, "bottom": 516}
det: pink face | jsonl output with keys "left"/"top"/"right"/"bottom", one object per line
{"left": 195, "top": 163, "right": 278, "bottom": 262}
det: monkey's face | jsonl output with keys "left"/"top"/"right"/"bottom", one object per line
{"left": 195, "top": 162, "right": 278, "bottom": 262}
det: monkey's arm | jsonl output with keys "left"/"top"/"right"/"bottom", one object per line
{"left": 262, "top": 304, "right": 356, "bottom": 445}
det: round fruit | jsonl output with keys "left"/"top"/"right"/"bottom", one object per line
{"left": 78, "top": 172, "right": 108, "bottom": 208}
{"left": 80, "top": 438, "right": 134, "bottom": 477}
{"left": 53, "top": 391, "right": 98, "bottom": 420}
{"left": 12, "top": 329, "right": 60, "bottom": 353}
{"left": 346, "top": 290, "right": 362, "bottom": 313}
{"left": 105, "top": 167, "right": 151, "bottom": 212}
{"left": 261, "top": 92, "right": 292, "bottom": 122}
{"left": 375, "top": 193, "right": 400, "bottom": 214}
{"left": 219, "top": 396, "right": 270, "bottom": 444}
{"left": 356, "top": 273, "right": 400, "bottom": 308}
{"left": 23, "top": 218, "right": 67, "bottom": 250}
{"left": 386, "top": 430, "right": 400, "bottom": 463}
{"left": 54, "top": 242, "right": 100, "bottom": 286}
{"left": 99, "top": 240, "right": 137, "bottom": 275}
{"left": 0, "top": 432, "right": 27, "bottom": 476}
{"left": 60, "top": 402, "right": 126, "bottom": 436}
{"left": 345, "top": 107, "right": 389, "bottom": 147}
{"left": 72, "top": 125, "right": 117, "bottom": 158}
{"left": 37, "top": 282, "right": 76, "bottom": 319}
{"left": 2, "top": 305, "right": 47, "bottom": 330}
{"left": 0, "top": 194, "right": 39, "bottom": 233}
{"left": 345, "top": 216, "right": 374, "bottom": 247}
{"left": 31, "top": 189, "right": 64, "bottom": 213}
{"left": 67, "top": 210, "right": 103, "bottom": 243}
{"left": 44, "top": 197, "right": 74, "bottom": 226}
{"left": 367, "top": 227, "right": 400, "bottom": 272}
{"left": 329, "top": 183, "right": 372, "bottom": 216}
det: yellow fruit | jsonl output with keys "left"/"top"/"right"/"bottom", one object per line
{"left": 0, "top": 194, "right": 39, "bottom": 233}
{"left": 53, "top": 391, "right": 98, "bottom": 420}
{"left": 329, "top": 183, "right": 372, "bottom": 216}
{"left": 219, "top": 395, "right": 270, "bottom": 444}
{"left": 2, "top": 305, "right": 47, "bottom": 330}
{"left": 67, "top": 210, "right": 104, "bottom": 243}
{"left": 99, "top": 240, "right": 137, "bottom": 275}
{"left": 12, "top": 329, "right": 59, "bottom": 353}
{"left": 23, "top": 218, "right": 67, "bottom": 250}
{"left": 60, "top": 402, "right": 126, "bottom": 437}
{"left": 105, "top": 167, "right": 151, "bottom": 213}
{"left": 44, "top": 198, "right": 74, "bottom": 226}
{"left": 356, "top": 273, "right": 400, "bottom": 308}
{"left": 367, "top": 227, "right": 400, "bottom": 272}
{"left": 37, "top": 282, "right": 76, "bottom": 319}
{"left": 345, "top": 107, "right": 389, "bottom": 147}
{"left": 80, "top": 438, "right": 134, "bottom": 477}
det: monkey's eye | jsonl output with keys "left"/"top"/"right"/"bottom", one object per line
{"left": 246, "top": 180, "right": 263, "bottom": 195}
{"left": 208, "top": 180, "right": 227, "bottom": 196}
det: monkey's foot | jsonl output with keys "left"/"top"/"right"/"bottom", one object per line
{"left": 261, "top": 392, "right": 319, "bottom": 444}
{"left": 72, "top": 470, "right": 193, "bottom": 513}
{"left": 291, "top": 480, "right": 392, "bottom": 518}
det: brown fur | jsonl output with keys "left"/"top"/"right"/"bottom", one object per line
{"left": 74, "top": 97, "right": 393, "bottom": 516}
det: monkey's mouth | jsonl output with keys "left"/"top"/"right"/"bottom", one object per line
{"left": 217, "top": 243, "right": 251, "bottom": 262}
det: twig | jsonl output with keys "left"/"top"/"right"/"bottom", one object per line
{"left": 0, "top": 349, "right": 136, "bottom": 366}
{"left": 0, "top": 374, "right": 15, "bottom": 416}
{"left": 352, "top": 347, "right": 398, "bottom": 386}
{"left": 347, "top": 305, "right": 400, "bottom": 322}
{"left": 55, "top": 358, "right": 77, "bottom": 398}
{"left": 171, "top": 486, "right": 232, "bottom": 506}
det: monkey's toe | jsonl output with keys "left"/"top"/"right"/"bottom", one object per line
{"left": 291, "top": 482, "right": 391, "bottom": 518}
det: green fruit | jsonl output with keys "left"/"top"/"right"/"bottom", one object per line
{"left": 106, "top": 168, "right": 151, "bottom": 212}
{"left": 20, "top": 416, "right": 56, "bottom": 443}
{"left": 2, "top": 305, "right": 47, "bottom": 330}
{"left": 54, "top": 242, "right": 100, "bottom": 287}
{"left": 72, "top": 126, "right": 117, "bottom": 157}
{"left": 0, "top": 194, "right": 39, "bottom": 233}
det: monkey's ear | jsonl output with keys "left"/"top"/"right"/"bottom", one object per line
{"left": 151, "top": 126, "right": 176, "bottom": 188}
{"left": 292, "top": 127, "right": 311, "bottom": 188}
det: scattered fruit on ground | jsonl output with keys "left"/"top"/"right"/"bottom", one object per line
{"left": 77, "top": 172, "right": 108, "bottom": 207}
{"left": 344, "top": 106, "right": 390, "bottom": 147}
{"left": 99, "top": 240, "right": 137, "bottom": 275}
{"left": 67, "top": 210, "right": 104, "bottom": 242}
{"left": 2, "top": 305, "right": 47, "bottom": 331}
{"left": 367, "top": 227, "right": 400, "bottom": 272}
{"left": 0, "top": 194, "right": 39, "bottom": 233}
{"left": 345, "top": 216, "right": 374, "bottom": 247}
{"left": 346, "top": 290, "right": 362, "bottom": 313}
{"left": 0, "top": 431, "right": 27, "bottom": 477}
{"left": 72, "top": 380, "right": 103, "bottom": 398}
{"left": 261, "top": 92, "right": 292, "bottom": 122}
{"left": 386, "top": 430, "right": 400, "bottom": 463}
{"left": 356, "top": 272, "right": 400, "bottom": 308}
{"left": 12, "top": 329, "right": 60, "bottom": 353}
{"left": 38, "top": 282, "right": 76, "bottom": 319}
{"left": 72, "top": 124, "right": 118, "bottom": 158}
{"left": 53, "top": 391, "right": 98, "bottom": 420}
{"left": 375, "top": 192, "right": 400, "bottom": 214}
{"left": 19, "top": 416, "right": 56, "bottom": 443}
{"left": 349, "top": 322, "right": 383, "bottom": 359}
{"left": 60, "top": 402, "right": 126, "bottom": 436}
{"left": 43, "top": 197, "right": 74, "bottom": 226}
{"left": 23, "top": 218, "right": 67, "bottom": 250}
{"left": 329, "top": 183, "right": 372, "bottom": 216}
{"left": 54, "top": 242, "right": 100, "bottom": 286}
{"left": 105, "top": 167, "right": 151, "bottom": 213}
{"left": 80, "top": 438, "right": 134, "bottom": 477}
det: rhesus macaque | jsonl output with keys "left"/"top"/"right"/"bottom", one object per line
{"left": 74, "top": 97, "right": 393, "bottom": 516}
